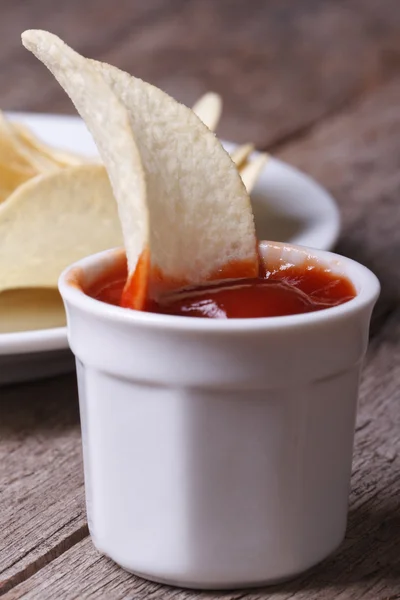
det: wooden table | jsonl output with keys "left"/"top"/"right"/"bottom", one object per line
{"left": 1, "top": 1, "right": 399, "bottom": 598}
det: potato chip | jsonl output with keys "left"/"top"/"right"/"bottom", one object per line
{"left": 0, "top": 288, "right": 65, "bottom": 332}
{"left": 22, "top": 31, "right": 148, "bottom": 302}
{"left": 0, "top": 114, "right": 38, "bottom": 174}
{"left": 231, "top": 143, "right": 255, "bottom": 169}
{"left": 192, "top": 92, "right": 222, "bottom": 132}
{"left": 0, "top": 111, "right": 59, "bottom": 174}
{"left": 240, "top": 153, "right": 269, "bottom": 193}
{"left": 0, "top": 164, "right": 123, "bottom": 292}
{"left": 0, "top": 162, "right": 33, "bottom": 203}
{"left": 12, "top": 122, "right": 86, "bottom": 168}
{"left": 22, "top": 30, "right": 258, "bottom": 303}
{"left": 91, "top": 60, "right": 259, "bottom": 288}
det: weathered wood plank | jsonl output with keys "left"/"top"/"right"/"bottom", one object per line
{"left": 0, "top": 375, "right": 86, "bottom": 594}
{"left": 277, "top": 77, "right": 400, "bottom": 331}
{"left": 4, "top": 308, "right": 399, "bottom": 600}
{"left": 106, "top": 0, "right": 400, "bottom": 147}
{"left": 0, "top": 0, "right": 178, "bottom": 113}
{"left": 0, "top": 0, "right": 399, "bottom": 596}
{"left": 1, "top": 0, "right": 400, "bottom": 147}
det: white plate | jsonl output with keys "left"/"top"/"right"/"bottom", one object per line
{"left": 0, "top": 112, "right": 340, "bottom": 385}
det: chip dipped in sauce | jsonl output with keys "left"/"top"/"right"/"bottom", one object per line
{"left": 87, "top": 255, "right": 356, "bottom": 319}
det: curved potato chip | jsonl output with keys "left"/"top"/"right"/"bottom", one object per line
{"left": 0, "top": 111, "right": 59, "bottom": 174}
{"left": 240, "top": 153, "right": 269, "bottom": 193}
{"left": 12, "top": 122, "right": 86, "bottom": 167}
{"left": 22, "top": 30, "right": 148, "bottom": 292}
{"left": 0, "top": 162, "right": 33, "bottom": 203}
{"left": 0, "top": 288, "right": 65, "bottom": 332}
{"left": 22, "top": 30, "right": 258, "bottom": 302}
{"left": 92, "top": 61, "right": 258, "bottom": 288}
{"left": 231, "top": 143, "right": 255, "bottom": 169}
{"left": 192, "top": 92, "right": 222, "bottom": 132}
{"left": 0, "top": 164, "right": 123, "bottom": 292}
{"left": 0, "top": 113, "right": 38, "bottom": 174}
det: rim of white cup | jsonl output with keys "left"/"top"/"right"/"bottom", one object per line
{"left": 59, "top": 242, "right": 380, "bottom": 333}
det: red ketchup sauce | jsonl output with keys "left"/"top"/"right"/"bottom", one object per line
{"left": 87, "top": 256, "right": 356, "bottom": 319}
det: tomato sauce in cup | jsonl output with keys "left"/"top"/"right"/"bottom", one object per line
{"left": 88, "top": 258, "right": 356, "bottom": 318}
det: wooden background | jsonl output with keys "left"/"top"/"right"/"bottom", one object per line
{"left": 0, "top": 1, "right": 399, "bottom": 598}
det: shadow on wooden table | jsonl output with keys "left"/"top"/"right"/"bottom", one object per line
{"left": 0, "top": 373, "right": 80, "bottom": 437}
{"left": 292, "top": 505, "right": 398, "bottom": 589}
{"left": 210, "top": 505, "right": 400, "bottom": 598}
{"left": 104, "top": 500, "right": 400, "bottom": 598}
{"left": 182, "top": 505, "right": 398, "bottom": 599}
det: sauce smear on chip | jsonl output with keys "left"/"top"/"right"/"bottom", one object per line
{"left": 88, "top": 257, "right": 356, "bottom": 318}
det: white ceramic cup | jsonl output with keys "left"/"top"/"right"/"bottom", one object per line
{"left": 59, "top": 241, "right": 380, "bottom": 589}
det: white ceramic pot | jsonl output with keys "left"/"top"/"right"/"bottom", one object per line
{"left": 59, "top": 241, "right": 380, "bottom": 589}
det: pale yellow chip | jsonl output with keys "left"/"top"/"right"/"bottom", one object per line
{"left": 192, "top": 92, "right": 222, "bottom": 132}
{"left": 0, "top": 288, "right": 65, "bottom": 333}
{"left": 0, "top": 162, "right": 33, "bottom": 203}
{"left": 0, "top": 164, "right": 123, "bottom": 292}
{"left": 0, "top": 113, "right": 38, "bottom": 174}
{"left": 0, "top": 111, "right": 59, "bottom": 174}
{"left": 92, "top": 61, "right": 258, "bottom": 287}
{"left": 22, "top": 30, "right": 148, "bottom": 285}
{"left": 22, "top": 30, "right": 258, "bottom": 302}
{"left": 11, "top": 122, "right": 86, "bottom": 168}
{"left": 231, "top": 143, "right": 255, "bottom": 170}
{"left": 240, "top": 153, "right": 269, "bottom": 193}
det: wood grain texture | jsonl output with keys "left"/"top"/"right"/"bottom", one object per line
{"left": 0, "top": 0, "right": 399, "bottom": 597}
{"left": 3, "top": 310, "right": 399, "bottom": 599}
{"left": 1, "top": 0, "right": 400, "bottom": 146}
{"left": 277, "top": 77, "right": 400, "bottom": 334}
{"left": 0, "top": 375, "right": 86, "bottom": 594}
